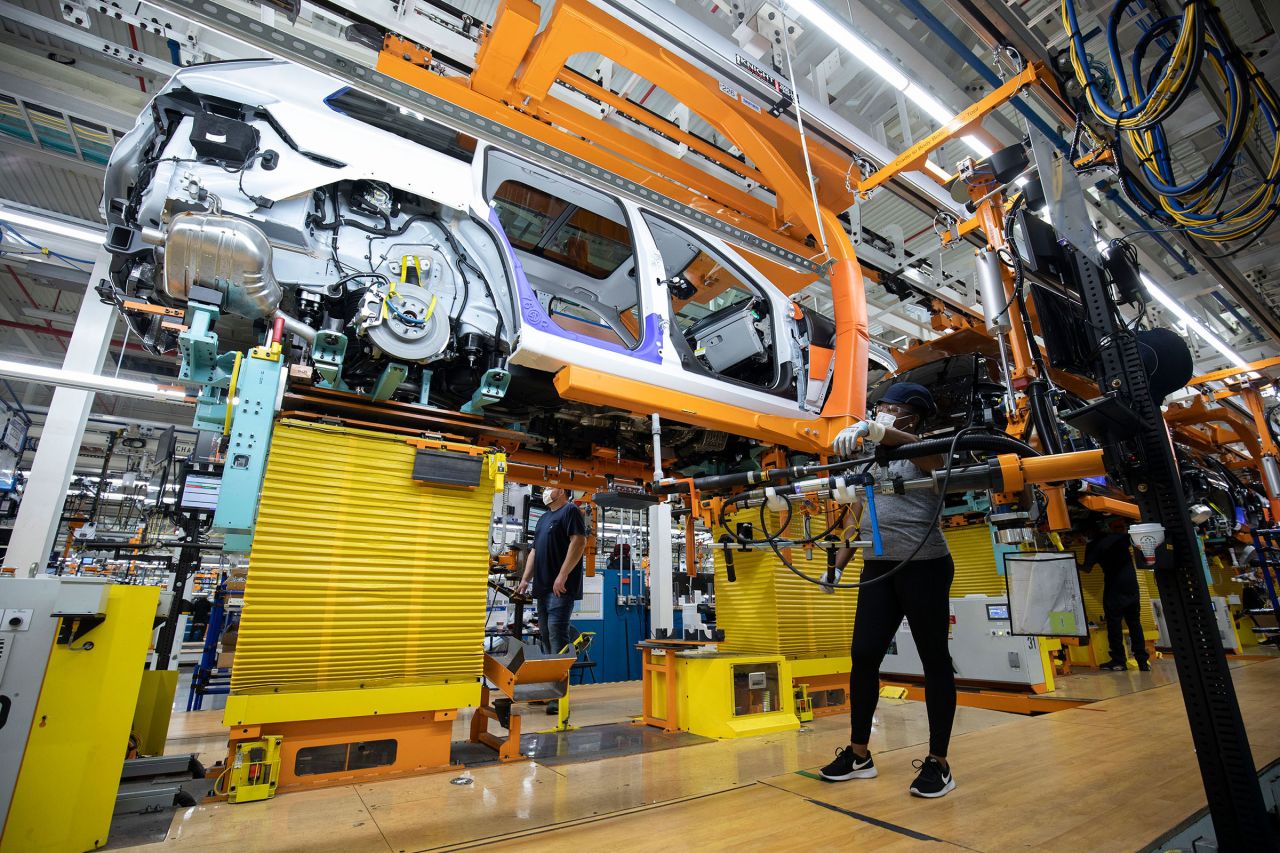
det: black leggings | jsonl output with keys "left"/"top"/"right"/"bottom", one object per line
{"left": 849, "top": 554, "right": 956, "bottom": 757}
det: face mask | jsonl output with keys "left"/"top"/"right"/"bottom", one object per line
{"left": 874, "top": 412, "right": 899, "bottom": 427}
{"left": 539, "top": 492, "right": 553, "bottom": 506}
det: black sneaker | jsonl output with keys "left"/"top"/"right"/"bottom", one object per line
{"left": 909, "top": 757, "right": 955, "bottom": 798}
{"left": 545, "top": 699, "right": 560, "bottom": 715}
{"left": 1137, "top": 661, "right": 1151, "bottom": 672}
{"left": 819, "top": 746, "right": 877, "bottom": 781}
{"left": 1098, "top": 660, "right": 1127, "bottom": 671}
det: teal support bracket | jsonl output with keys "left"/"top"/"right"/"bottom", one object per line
{"left": 460, "top": 367, "right": 511, "bottom": 414}
{"left": 213, "top": 349, "right": 284, "bottom": 554}
{"left": 180, "top": 301, "right": 239, "bottom": 433}
{"left": 418, "top": 370, "right": 433, "bottom": 405}
{"left": 371, "top": 362, "right": 408, "bottom": 402}
{"left": 312, "top": 329, "right": 348, "bottom": 388}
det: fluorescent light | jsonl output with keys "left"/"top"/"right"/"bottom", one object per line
{"left": 0, "top": 360, "right": 190, "bottom": 403}
{"left": 903, "top": 83, "right": 951, "bottom": 124}
{"left": 784, "top": 2, "right": 989, "bottom": 159}
{"left": 1139, "top": 274, "right": 1249, "bottom": 370}
{"left": 784, "top": 0, "right": 909, "bottom": 90}
{"left": 0, "top": 205, "right": 104, "bottom": 244}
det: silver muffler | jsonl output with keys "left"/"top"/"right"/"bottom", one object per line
{"left": 164, "top": 213, "right": 282, "bottom": 319}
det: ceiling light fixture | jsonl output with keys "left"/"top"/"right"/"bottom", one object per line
{"left": 0, "top": 360, "right": 190, "bottom": 403}
{"left": 0, "top": 204, "right": 105, "bottom": 245}
{"left": 1139, "top": 274, "right": 1250, "bottom": 370}
{"left": 782, "top": 0, "right": 992, "bottom": 159}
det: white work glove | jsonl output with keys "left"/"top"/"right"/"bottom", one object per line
{"left": 832, "top": 420, "right": 886, "bottom": 457}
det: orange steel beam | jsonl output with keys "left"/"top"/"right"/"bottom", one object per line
{"left": 1240, "top": 385, "right": 1280, "bottom": 521}
{"left": 554, "top": 364, "right": 830, "bottom": 452}
{"left": 470, "top": 0, "right": 540, "bottom": 100}
{"left": 1189, "top": 356, "right": 1280, "bottom": 387}
{"left": 1079, "top": 494, "right": 1141, "bottom": 520}
{"left": 858, "top": 64, "right": 1043, "bottom": 195}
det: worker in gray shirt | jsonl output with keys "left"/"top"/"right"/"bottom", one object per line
{"left": 818, "top": 382, "right": 957, "bottom": 800}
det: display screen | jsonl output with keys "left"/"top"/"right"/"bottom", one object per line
{"left": 986, "top": 603, "right": 1010, "bottom": 621}
{"left": 180, "top": 474, "right": 221, "bottom": 511}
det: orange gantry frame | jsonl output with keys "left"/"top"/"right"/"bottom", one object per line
{"left": 376, "top": 0, "right": 871, "bottom": 450}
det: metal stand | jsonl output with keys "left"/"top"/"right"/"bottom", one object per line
{"left": 1072, "top": 253, "right": 1271, "bottom": 846}
{"left": 152, "top": 512, "right": 201, "bottom": 671}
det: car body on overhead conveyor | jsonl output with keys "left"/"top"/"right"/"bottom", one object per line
{"left": 99, "top": 59, "right": 893, "bottom": 468}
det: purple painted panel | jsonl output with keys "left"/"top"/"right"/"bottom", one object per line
{"left": 487, "top": 208, "right": 663, "bottom": 363}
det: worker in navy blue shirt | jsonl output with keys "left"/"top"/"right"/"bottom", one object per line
{"left": 516, "top": 486, "right": 588, "bottom": 657}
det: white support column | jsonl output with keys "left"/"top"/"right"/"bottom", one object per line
{"left": 7, "top": 254, "right": 117, "bottom": 576}
{"left": 647, "top": 501, "right": 673, "bottom": 637}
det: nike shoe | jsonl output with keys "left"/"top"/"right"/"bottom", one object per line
{"left": 819, "top": 746, "right": 877, "bottom": 781}
{"left": 909, "top": 756, "right": 955, "bottom": 798}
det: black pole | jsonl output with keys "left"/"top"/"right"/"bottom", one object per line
{"left": 1072, "top": 252, "right": 1271, "bottom": 847}
{"left": 153, "top": 512, "right": 200, "bottom": 670}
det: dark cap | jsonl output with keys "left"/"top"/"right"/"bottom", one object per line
{"left": 880, "top": 381, "right": 937, "bottom": 417}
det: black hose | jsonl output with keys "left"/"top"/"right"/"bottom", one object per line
{"left": 340, "top": 212, "right": 433, "bottom": 237}
{"left": 759, "top": 427, "right": 980, "bottom": 590}
{"left": 881, "top": 433, "right": 1041, "bottom": 461}
{"left": 1027, "top": 379, "right": 1063, "bottom": 455}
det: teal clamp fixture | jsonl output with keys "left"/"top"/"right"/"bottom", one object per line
{"left": 180, "top": 301, "right": 240, "bottom": 433}
{"left": 213, "top": 349, "right": 285, "bottom": 554}
{"left": 312, "top": 329, "right": 348, "bottom": 388}
{"left": 461, "top": 367, "right": 511, "bottom": 414}
{"left": 371, "top": 362, "right": 409, "bottom": 401}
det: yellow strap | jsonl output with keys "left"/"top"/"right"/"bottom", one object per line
{"left": 223, "top": 351, "right": 243, "bottom": 436}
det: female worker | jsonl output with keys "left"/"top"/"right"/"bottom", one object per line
{"left": 819, "top": 381, "right": 957, "bottom": 799}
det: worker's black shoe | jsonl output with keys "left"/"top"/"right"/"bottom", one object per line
{"left": 545, "top": 700, "right": 559, "bottom": 715}
{"left": 1099, "top": 660, "right": 1127, "bottom": 671}
{"left": 819, "top": 746, "right": 877, "bottom": 781}
{"left": 909, "top": 757, "right": 955, "bottom": 798}
{"left": 1137, "top": 661, "right": 1151, "bottom": 672}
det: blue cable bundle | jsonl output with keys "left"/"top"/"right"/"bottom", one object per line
{"left": 1060, "top": 0, "right": 1280, "bottom": 250}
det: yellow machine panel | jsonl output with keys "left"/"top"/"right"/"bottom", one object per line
{"left": 230, "top": 420, "right": 500, "bottom": 701}
{"left": 713, "top": 509, "right": 854, "bottom": 656}
{"left": 227, "top": 736, "right": 282, "bottom": 803}
{"left": 1, "top": 585, "right": 159, "bottom": 853}
{"left": 666, "top": 651, "right": 799, "bottom": 739}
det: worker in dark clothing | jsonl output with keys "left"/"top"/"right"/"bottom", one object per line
{"left": 1081, "top": 517, "right": 1150, "bottom": 672}
{"left": 819, "top": 381, "right": 957, "bottom": 799}
{"left": 516, "top": 487, "right": 588, "bottom": 657}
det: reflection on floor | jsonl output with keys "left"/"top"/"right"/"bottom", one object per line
{"left": 117, "top": 658, "right": 1280, "bottom": 852}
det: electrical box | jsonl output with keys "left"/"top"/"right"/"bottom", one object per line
{"left": 227, "top": 736, "right": 282, "bottom": 804}
{"left": 694, "top": 311, "right": 765, "bottom": 372}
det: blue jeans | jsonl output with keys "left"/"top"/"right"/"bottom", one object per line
{"left": 537, "top": 593, "right": 575, "bottom": 654}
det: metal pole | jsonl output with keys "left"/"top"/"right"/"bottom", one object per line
{"left": 7, "top": 253, "right": 118, "bottom": 576}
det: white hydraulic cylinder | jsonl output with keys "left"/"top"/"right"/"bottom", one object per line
{"left": 648, "top": 501, "right": 674, "bottom": 637}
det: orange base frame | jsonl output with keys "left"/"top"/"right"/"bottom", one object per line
{"left": 469, "top": 685, "right": 525, "bottom": 762}
{"left": 792, "top": 672, "right": 851, "bottom": 718}
{"left": 640, "top": 646, "right": 679, "bottom": 732}
{"left": 225, "top": 710, "right": 457, "bottom": 795}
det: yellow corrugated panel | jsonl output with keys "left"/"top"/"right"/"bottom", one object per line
{"left": 714, "top": 508, "right": 854, "bottom": 656}
{"left": 945, "top": 524, "right": 1007, "bottom": 596}
{"left": 231, "top": 420, "right": 499, "bottom": 695}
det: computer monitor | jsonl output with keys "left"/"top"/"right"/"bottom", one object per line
{"left": 180, "top": 472, "right": 221, "bottom": 513}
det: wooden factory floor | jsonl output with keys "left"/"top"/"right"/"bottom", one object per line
{"left": 119, "top": 657, "right": 1280, "bottom": 852}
